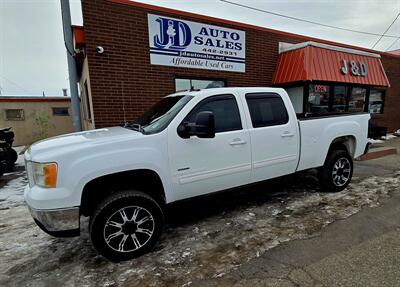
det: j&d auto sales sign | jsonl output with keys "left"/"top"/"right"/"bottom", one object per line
{"left": 148, "top": 14, "right": 246, "bottom": 72}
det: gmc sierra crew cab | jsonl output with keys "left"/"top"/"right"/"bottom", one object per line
{"left": 24, "top": 87, "right": 370, "bottom": 261}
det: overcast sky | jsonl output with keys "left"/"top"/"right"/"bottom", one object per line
{"left": 0, "top": 0, "right": 399, "bottom": 96}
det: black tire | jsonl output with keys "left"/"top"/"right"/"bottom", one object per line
{"left": 318, "top": 149, "right": 353, "bottom": 192}
{"left": 7, "top": 148, "right": 18, "bottom": 165}
{"left": 4, "top": 149, "right": 18, "bottom": 172}
{"left": 89, "top": 190, "right": 164, "bottom": 261}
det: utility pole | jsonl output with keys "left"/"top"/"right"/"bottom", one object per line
{"left": 60, "top": 0, "right": 82, "bottom": 132}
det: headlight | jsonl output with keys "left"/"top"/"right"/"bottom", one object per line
{"left": 31, "top": 162, "right": 58, "bottom": 188}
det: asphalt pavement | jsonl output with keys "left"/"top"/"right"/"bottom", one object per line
{"left": 192, "top": 138, "right": 400, "bottom": 287}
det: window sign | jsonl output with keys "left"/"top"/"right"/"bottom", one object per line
{"left": 148, "top": 14, "right": 246, "bottom": 72}
{"left": 308, "top": 84, "right": 330, "bottom": 114}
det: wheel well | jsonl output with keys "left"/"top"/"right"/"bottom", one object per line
{"left": 328, "top": 136, "right": 356, "bottom": 157}
{"left": 80, "top": 169, "right": 166, "bottom": 217}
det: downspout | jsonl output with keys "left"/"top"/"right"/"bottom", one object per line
{"left": 60, "top": 0, "right": 82, "bottom": 132}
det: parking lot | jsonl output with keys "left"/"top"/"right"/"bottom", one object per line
{"left": 0, "top": 139, "right": 399, "bottom": 287}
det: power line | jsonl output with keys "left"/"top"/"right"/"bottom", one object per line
{"left": 371, "top": 12, "right": 400, "bottom": 49}
{"left": 0, "top": 75, "right": 34, "bottom": 95}
{"left": 219, "top": 0, "right": 400, "bottom": 39}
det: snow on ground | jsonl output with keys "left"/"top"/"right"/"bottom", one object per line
{"left": 14, "top": 146, "right": 26, "bottom": 166}
{"left": 0, "top": 159, "right": 399, "bottom": 286}
{"left": 368, "top": 138, "right": 384, "bottom": 144}
{"left": 368, "top": 133, "right": 399, "bottom": 145}
{"left": 381, "top": 134, "right": 398, "bottom": 140}
{"left": 0, "top": 147, "right": 27, "bottom": 210}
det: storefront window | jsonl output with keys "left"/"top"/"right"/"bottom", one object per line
{"left": 175, "top": 78, "right": 226, "bottom": 91}
{"left": 368, "top": 89, "right": 384, "bottom": 114}
{"left": 308, "top": 84, "right": 330, "bottom": 114}
{"left": 332, "top": 86, "right": 347, "bottom": 112}
{"left": 348, "top": 87, "right": 366, "bottom": 112}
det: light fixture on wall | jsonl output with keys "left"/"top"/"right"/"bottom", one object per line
{"left": 96, "top": 46, "right": 105, "bottom": 54}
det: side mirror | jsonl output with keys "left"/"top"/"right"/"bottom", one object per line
{"left": 177, "top": 111, "right": 215, "bottom": 139}
{"left": 194, "top": 111, "right": 215, "bottom": 138}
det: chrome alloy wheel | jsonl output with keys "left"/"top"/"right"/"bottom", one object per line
{"left": 332, "top": 157, "right": 351, "bottom": 187}
{"left": 103, "top": 206, "right": 155, "bottom": 253}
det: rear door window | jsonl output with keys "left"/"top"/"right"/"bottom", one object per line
{"left": 246, "top": 93, "right": 289, "bottom": 128}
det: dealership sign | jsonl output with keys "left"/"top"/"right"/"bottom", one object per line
{"left": 147, "top": 14, "right": 246, "bottom": 72}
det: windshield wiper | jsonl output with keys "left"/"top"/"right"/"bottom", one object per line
{"left": 123, "top": 122, "right": 145, "bottom": 134}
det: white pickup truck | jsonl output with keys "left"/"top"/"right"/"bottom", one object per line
{"left": 24, "top": 87, "right": 370, "bottom": 261}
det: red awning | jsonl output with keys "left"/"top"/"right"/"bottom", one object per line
{"left": 272, "top": 42, "right": 390, "bottom": 87}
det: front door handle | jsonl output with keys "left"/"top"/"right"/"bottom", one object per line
{"left": 281, "top": 131, "right": 295, "bottom": 138}
{"left": 229, "top": 138, "right": 247, "bottom": 145}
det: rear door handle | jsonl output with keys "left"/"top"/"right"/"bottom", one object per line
{"left": 229, "top": 138, "right": 247, "bottom": 145}
{"left": 281, "top": 132, "right": 295, "bottom": 138}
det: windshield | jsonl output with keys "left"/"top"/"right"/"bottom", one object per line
{"left": 125, "top": 95, "right": 193, "bottom": 134}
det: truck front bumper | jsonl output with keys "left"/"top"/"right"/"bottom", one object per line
{"left": 28, "top": 206, "right": 80, "bottom": 237}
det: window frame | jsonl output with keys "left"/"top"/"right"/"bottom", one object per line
{"left": 52, "top": 107, "right": 70, "bottom": 116}
{"left": 245, "top": 92, "right": 289, "bottom": 128}
{"left": 4, "top": 109, "right": 25, "bottom": 121}
{"left": 175, "top": 77, "right": 227, "bottom": 92}
{"left": 182, "top": 94, "right": 243, "bottom": 134}
{"left": 347, "top": 86, "right": 367, "bottom": 113}
{"left": 368, "top": 88, "right": 385, "bottom": 114}
{"left": 278, "top": 82, "right": 386, "bottom": 118}
{"left": 307, "top": 84, "right": 331, "bottom": 115}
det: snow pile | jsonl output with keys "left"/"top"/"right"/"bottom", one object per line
{"left": 381, "top": 134, "right": 397, "bottom": 140}
{"left": 394, "top": 129, "right": 400, "bottom": 136}
{"left": 0, "top": 146, "right": 27, "bottom": 210}
{"left": 14, "top": 146, "right": 26, "bottom": 166}
{"left": 368, "top": 138, "right": 384, "bottom": 144}
{"left": 0, "top": 176, "right": 27, "bottom": 209}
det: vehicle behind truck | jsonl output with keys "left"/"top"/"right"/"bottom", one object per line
{"left": 24, "top": 87, "right": 370, "bottom": 261}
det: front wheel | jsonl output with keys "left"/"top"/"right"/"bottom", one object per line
{"left": 318, "top": 149, "right": 353, "bottom": 192}
{"left": 89, "top": 190, "right": 164, "bottom": 261}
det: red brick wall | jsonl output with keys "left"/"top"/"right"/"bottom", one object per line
{"left": 81, "top": 0, "right": 400, "bottom": 131}
{"left": 372, "top": 55, "right": 400, "bottom": 132}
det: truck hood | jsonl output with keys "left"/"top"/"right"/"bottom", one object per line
{"left": 26, "top": 127, "right": 142, "bottom": 161}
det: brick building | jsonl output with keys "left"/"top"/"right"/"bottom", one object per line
{"left": 74, "top": 0, "right": 400, "bottom": 132}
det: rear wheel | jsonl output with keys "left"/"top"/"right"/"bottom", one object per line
{"left": 89, "top": 190, "right": 164, "bottom": 261}
{"left": 318, "top": 149, "right": 353, "bottom": 192}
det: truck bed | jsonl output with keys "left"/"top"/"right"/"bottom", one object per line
{"left": 296, "top": 113, "right": 370, "bottom": 171}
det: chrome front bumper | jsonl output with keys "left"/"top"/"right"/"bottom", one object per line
{"left": 28, "top": 206, "right": 80, "bottom": 237}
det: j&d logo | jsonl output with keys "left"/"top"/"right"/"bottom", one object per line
{"left": 154, "top": 17, "right": 192, "bottom": 50}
